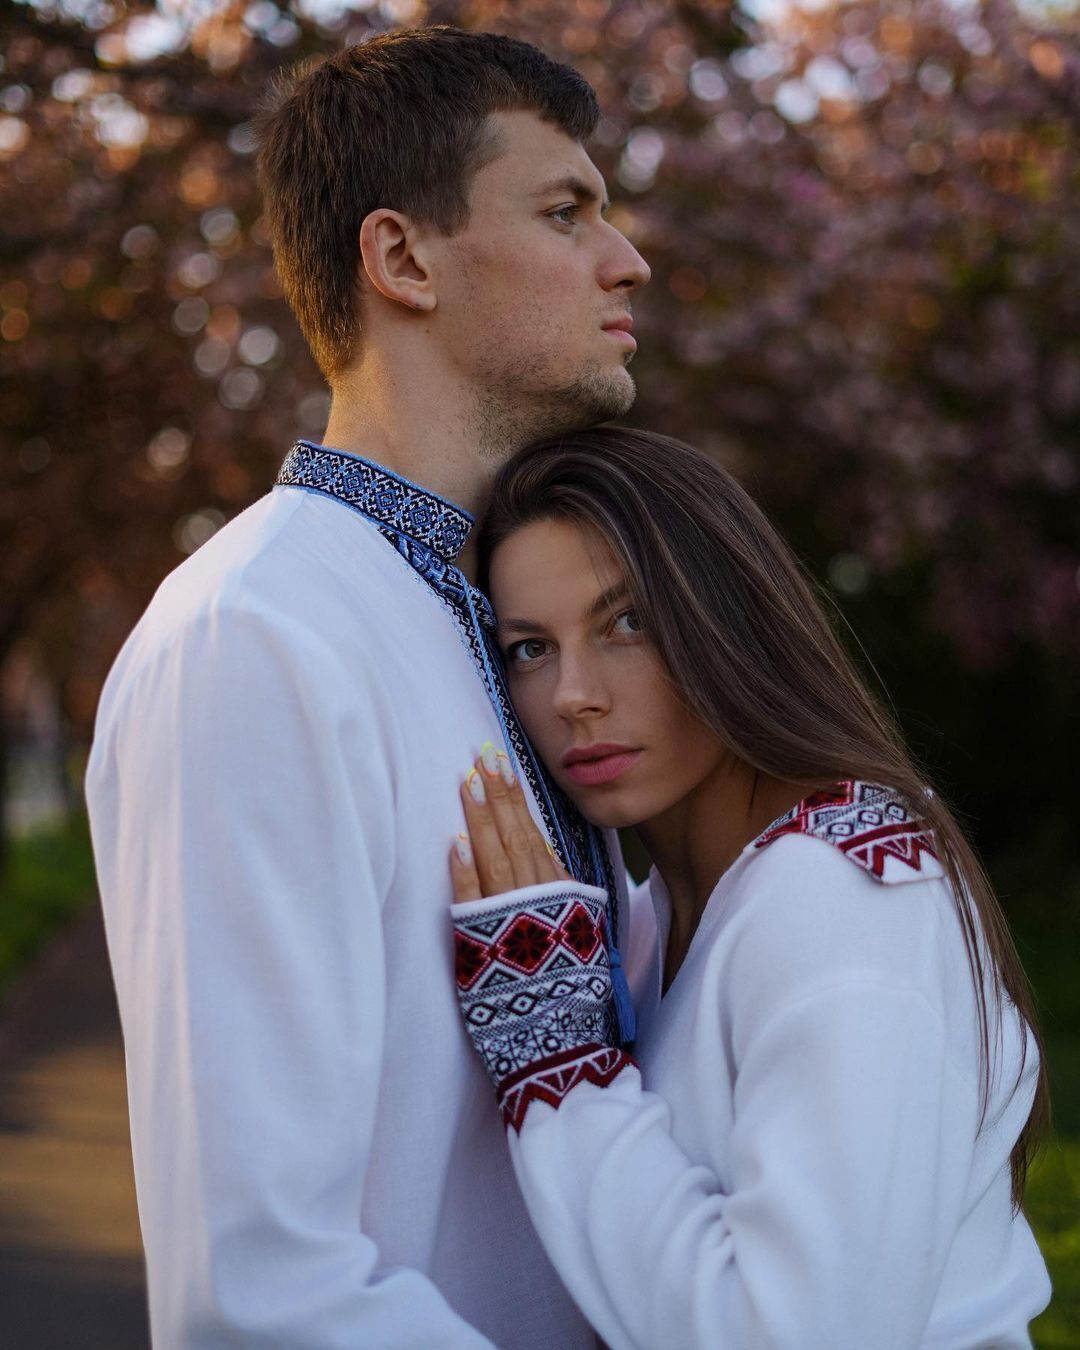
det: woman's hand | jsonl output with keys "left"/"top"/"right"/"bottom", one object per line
{"left": 450, "top": 741, "right": 570, "bottom": 902}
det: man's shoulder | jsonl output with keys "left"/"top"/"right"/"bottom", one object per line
{"left": 146, "top": 487, "right": 428, "bottom": 640}
{"left": 103, "top": 488, "right": 438, "bottom": 708}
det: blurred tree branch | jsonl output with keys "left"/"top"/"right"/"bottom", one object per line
{"left": 1, "top": 0, "right": 1077, "bottom": 857}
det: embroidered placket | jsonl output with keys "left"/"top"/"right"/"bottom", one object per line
{"left": 276, "top": 441, "right": 636, "bottom": 1043}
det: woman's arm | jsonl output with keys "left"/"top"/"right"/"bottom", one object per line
{"left": 499, "top": 981, "right": 977, "bottom": 1350}
{"left": 450, "top": 764, "right": 979, "bottom": 1350}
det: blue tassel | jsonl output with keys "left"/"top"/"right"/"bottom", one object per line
{"left": 608, "top": 942, "right": 636, "bottom": 1045}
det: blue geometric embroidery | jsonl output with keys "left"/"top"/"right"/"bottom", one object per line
{"left": 274, "top": 440, "right": 634, "bottom": 1043}
{"left": 278, "top": 441, "right": 471, "bottom": 563}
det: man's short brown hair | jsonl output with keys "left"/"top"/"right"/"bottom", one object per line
{"left": 254, "top": 26, "right": 600, "bottom": 381}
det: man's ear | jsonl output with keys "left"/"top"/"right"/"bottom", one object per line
{"left": 358, "top": 209, "right": 436, "bottom": 313}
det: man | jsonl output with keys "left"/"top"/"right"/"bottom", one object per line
{"left": 87, "top": 25, "right": 650, "bottom": 1348}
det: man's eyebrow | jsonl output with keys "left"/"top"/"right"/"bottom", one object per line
{"left": 495, "top": 581, "right": 629, "bottom": 639}
{"left": 531, "top": 174, "right": 611, "bottom": 214}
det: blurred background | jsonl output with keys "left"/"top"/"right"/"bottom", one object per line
{"left": 0, "top": 0, "right": 1077, "bottom": 1344}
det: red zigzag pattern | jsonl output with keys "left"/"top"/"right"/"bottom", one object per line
{"left": 497, "top": 1044, "right": 637, "bottom": 1133}
{"left": 753, "top": 779, "right": 940, "bottom": 882}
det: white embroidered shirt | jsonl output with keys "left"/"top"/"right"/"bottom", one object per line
{"left": 453, "top": 782, "right": 1052, "bottom": 1349}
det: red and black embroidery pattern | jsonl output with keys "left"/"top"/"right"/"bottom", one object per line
{"left": 453, "top": 885, "right": 623, "bottom": 1127}
{"left": 497, "top": 1045, "right": 636, "bottom": 1133}
{"left": 753, "top": 779, "right": 940, "bottom": 883}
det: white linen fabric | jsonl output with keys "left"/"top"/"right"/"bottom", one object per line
{"left": 87, "top": 472, "right": 615, "bottom": 1348}
{"left": 454, "top": 786, "right": 1051, "bottom": 1350}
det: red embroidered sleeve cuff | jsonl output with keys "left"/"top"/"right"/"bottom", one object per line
{"left": 452, "top": 880, "right": 636, "bottom": 1130}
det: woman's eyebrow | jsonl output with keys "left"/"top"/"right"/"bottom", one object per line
{"left": 495, "top": 582, "right": 628, "bottom": 638}
{"left": 496, "top": 616, "right": 545, "bottom": 638}
{"left": 585, "top": 581, "right": 629, "bottom": 619}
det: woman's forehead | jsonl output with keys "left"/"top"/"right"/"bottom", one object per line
{"left": 490, "top": 518, "right": 624, "bottom": 619}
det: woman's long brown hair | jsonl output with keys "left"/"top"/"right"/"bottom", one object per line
{"left": 479, "top": 425, "right": 1049, "bottom": 1208}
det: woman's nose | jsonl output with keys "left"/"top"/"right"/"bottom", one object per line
{"left": 552, "top": 655, "right": 611, "bottom": 721}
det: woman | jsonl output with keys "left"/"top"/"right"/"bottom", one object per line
{"left": 446, "top": 426, "right": 1051, "bottom": 1349}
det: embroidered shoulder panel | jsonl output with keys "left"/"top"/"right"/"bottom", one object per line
{"left": 752, "top": 780, "right": 943, "bottom": 884}
{"left": 277, "top": 441, "right": 472, "bottom": 564}
{"left": 454, "top": 885, "right": 622, "bottom": 1125}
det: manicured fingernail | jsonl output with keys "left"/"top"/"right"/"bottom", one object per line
{"left": 466, "top": 768, "right": 486, "bottom": 803}
{"left": 480, "top": 740, "right": 499, "bottom": 776}
{"left": 496, "top": 751, "right": 516, "bottom": 786}
{"left": 455, "top": 833, "right": 472, "bottom": 865}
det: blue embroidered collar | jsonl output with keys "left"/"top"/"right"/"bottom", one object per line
{"left": 274, "top": 436, "right": 635, "bottom": 1043}
{"left": 277, "top": 440, "right": 473, "bottom": 565}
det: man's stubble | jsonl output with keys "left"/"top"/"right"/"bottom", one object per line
{"left": 470, "top": 350, "right": 637, "bottom": 464}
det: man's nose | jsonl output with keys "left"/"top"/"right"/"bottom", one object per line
{"left": 601, "top": 222, "right": 651, "bottom": 294}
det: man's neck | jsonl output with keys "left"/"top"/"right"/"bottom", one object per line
{"left": 319, "top": 359, "right": 527, "bottom": 584}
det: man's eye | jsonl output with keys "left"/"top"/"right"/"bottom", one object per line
{"left": 611, "top": 609, "right": 644, "bottom": 637}
{"left": 549, "top": 205, "right": 579, "bottom": 226}
{"left": 506, "top": 638, "right": 551, "bottom": 665}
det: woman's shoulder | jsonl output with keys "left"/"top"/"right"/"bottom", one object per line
{"left": 721, "top": 780, "right": 961, "bottom": 1012}
{"left": 747, "top": 780, "right": 945, "bottom": 888}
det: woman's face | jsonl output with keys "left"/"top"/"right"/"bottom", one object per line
{"left": 489, "top": 517, "right": 728, "bottom": 830}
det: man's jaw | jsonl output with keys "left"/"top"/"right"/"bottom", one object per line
{"left": 469, "top": 355, "right": 638, "bottom": 461}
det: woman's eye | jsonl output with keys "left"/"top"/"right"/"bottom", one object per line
{"left": 611, "top": 608, "right": 644, "bottom": 637}
{"left": 506, "top": 638, "right": 551, "bottom": 665}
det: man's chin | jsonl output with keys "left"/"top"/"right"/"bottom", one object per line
{"left": 558, "top": 366, "right": 637, "bottom": 429}
{"left": 479, "top": 364, "right": 638, "bottom": 453}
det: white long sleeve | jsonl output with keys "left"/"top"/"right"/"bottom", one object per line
{"left": 90, "top": 602, "right": 495, "bottom": 1347}
{"left": 87, "top": 485, "right": 597, "bottom": 1349}
{"left": 454, "top": 789, "right": 1049, "bottom": 1349}
{"left": 508, "top": 982, "right": 975, "bottom": 1350}
{"left": 453, "top": 881, "right": 979, "bottom": 1349}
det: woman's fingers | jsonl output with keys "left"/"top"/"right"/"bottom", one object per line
{"left": 460, "top": 746, "right": 540, "bottom": 895}
{"left": 509, "top": 773, "right": 567, "bottom": 883}
{"left": 449, "top": 832, "right": 482, "bottom": 904}
{"left": 474, "top": 744, "right": 541, "bottom": 891}
{"left": 460, "top": 772, "right": 515, "bottom": 897}
{"left": 490, "top": 748, "right": 573, "bottom": 884}
{"left": 452, "top": 742, "right": 576, "bottom": 899}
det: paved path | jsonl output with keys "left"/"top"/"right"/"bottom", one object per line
{"left": 0, "top": 904, "right": 149, "bottom": 1348}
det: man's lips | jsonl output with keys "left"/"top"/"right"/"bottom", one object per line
{"left": 602, "top": 316, "right": 636, "bottom": 350}
{"left": 561, "top": 744, "right": 643, "bottom": 787}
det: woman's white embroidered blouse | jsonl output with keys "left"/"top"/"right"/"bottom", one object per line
{"left": 452, "top": 781, "right": 1051, "bottom": 1349}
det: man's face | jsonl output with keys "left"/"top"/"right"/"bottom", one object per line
{"left": 430, "top": 110, "right": 651, "bottom": 447}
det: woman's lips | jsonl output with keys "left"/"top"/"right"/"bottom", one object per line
{"left": 563, "top": 749, "right": 643, "bottom": 787}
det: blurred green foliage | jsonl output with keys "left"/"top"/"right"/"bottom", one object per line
{"left": 1005, "top": 872, "right": 1080, "bottom": 1346}
{"left": 1029, "top": 1138, "right": 1080, "bottom": 1347}
{"left": 0, "top": 814, "right": 95, "bottom": 999}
